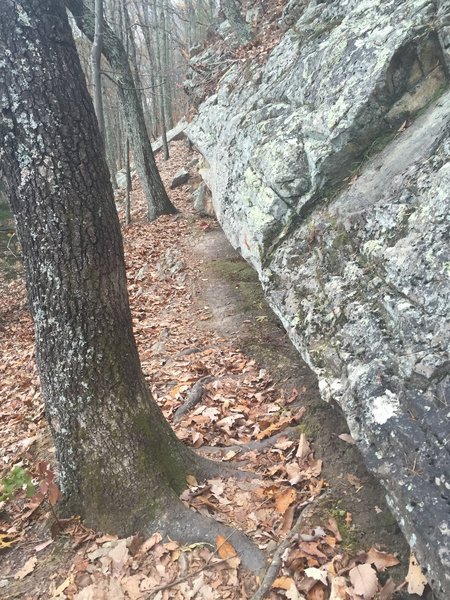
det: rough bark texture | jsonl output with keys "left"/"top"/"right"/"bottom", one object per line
{"left": 220, "top": 0, "right": 252, "bottom": 44}
{"left": 0, "top": 0, "right": 197, "bottom": 536}
{"left": 65, "top": 0, "right": 177, "bottom": 221}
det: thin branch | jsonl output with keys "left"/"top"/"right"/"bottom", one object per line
{"left": 250, "top": 497, "right": 324, "bottom": 600}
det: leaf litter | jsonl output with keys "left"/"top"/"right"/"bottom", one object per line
{"left": 0, "top": 141, "right": 418, "bottom": 599}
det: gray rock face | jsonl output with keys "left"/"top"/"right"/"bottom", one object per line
{"left": 193, "top": 182, "right": 215, "bottom": 217}
{"left": 152, "top": 120, "right": 187, "bottom": 155}
{"left": 170, "top": 169, "right": 189, "bottom": 189}
{"left": 188, "top": 1, "right": 450, "bottom": 596}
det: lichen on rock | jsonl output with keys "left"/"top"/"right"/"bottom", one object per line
{"left": 188, "top": 1, "right": 450, "bottom": 597}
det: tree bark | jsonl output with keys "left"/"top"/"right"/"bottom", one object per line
{"left": 65, "top": 0, "right": 177, "bottom": 221}
{"left": 0, "top": 1, "right": 262, "bottom": 565}
{"left": 220, "top": 0, "right": 252, "bottom": 44}
{"left": 91, "top": 0, "right": 106, "bottom": 139}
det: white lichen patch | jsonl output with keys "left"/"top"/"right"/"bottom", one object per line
{"left": 371, "top": 390, "right": 400, "bottom": 424}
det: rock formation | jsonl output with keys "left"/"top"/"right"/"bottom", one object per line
{"left": 187, "top": 0, "right": 450, "bottom": 596}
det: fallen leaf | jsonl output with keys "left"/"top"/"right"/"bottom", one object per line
{"left": 378, "top": 578, "right": 396, "bottom": 600}
{"left": 405, "top": 553, "right": 427, "bottom": 596}
{"left": 272, "top": 576, "right": 295, "bottom": 590}
{"left": 349, "top": 563, "right": 378, "bottom": 599}
{"left": 14, "top": 556, "right": 37, "bottom": 580}
{"left": 275, "top": 487, "right": 296, "bottom": 514}
{"left": 327, "top": 517, "right": 342, "bottom": 542}
{"left": 216, "top": 535, "right": 240, "bottom": 569}
{"left": 366, "top": 547, "right": 399, "bottom": 571}
{"left": 186, "top": 474, "right": 198, "bottom": 487}
{"left": 286, "top": 461, "right": 302, "bottom": 485}
{"left": 304, "top": 567, "right": 328, "bottom": 585}
{"left": 52, "top": 574, "right": 74, "bottom": 597}
{"left": 307, "top": 582, "right": 327, "bottom": 599}
{"left": 338, "top": 433, "right": 356, "bottom": 445}
{"left": 35, "top": 539, "right": 53, "bottom": 552}
{"left": 329, "top": 576, "right": 348, "bottom": 599}
{"left": 140, "top": 532, "right": 162, "bottom": 553}
{"left": 296, "top": 433, "right": 310, "bottom": 459}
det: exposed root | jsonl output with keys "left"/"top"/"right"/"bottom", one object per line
{"left": 150, "top": 497, "right": 267, "bottom": 574}
{"left": 173, "top": 375, "right": 215, "bottom": 423}
{"left": 199, "top": 426, "right": 300, "bottom": 456}
{"left": 189, "top": 451, "right": 261, "bottom": 481}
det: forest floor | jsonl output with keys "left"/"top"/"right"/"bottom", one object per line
{"left": 0, "top": 142, "right": 424, "bottom": 600}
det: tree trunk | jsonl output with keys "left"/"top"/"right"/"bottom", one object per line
{"left": 153, "top": 0, "right": 170, "bottom": 160}
{"left": 220, "top": 0, "right": 252, "bottom": 44}
{"left": 65, "top": 0, "right": 177, "bottom": 221}
{"left": 0, "top": 2, "right": 264, "bottom": 570}
{"left": 91, "top": 0, "right": 106, "bottom": 138}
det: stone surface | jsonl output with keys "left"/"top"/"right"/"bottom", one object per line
{"left": 192, "top": 181, "right": 215, "bottom": 217}
{"left": 151, "top": 120, "right": 187, "bottom": 155}
{"left": 187, "top": 1, "right": 450, "bottom": 597}
{"left": 170, "top": 169, "right": 189, "bottom": 189}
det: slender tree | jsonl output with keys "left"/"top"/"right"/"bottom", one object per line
{"left": 91, "top": 0, "right": 106, "bottom": 138}
{"left": 0, "top": 0, "right": 263, "bottom": 570}
{"left": 220, "top": 0, "right": 251, "bottom": 44}
{"left": 65, "top": 0, "right": 177, "bottom": 221}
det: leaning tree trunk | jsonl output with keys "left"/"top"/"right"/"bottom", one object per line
{"left": 65, "top": 0, "right": 176, "bottom": 221}
{"left": 0, "top": 1, "right": 263, "bottom": 570}
{"left": 91, "top": 0, "right": 106, "bottom": 138}
{"left": 220, "top": 0, "right": 252, "bottom": 44}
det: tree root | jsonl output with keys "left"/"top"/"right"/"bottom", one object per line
{"left": 199, "top": 426, "right": 300, "bottom": 456}
{"left": 189, "top": 451, "right": 261, "bottom": 482}
{"left": 250, "top": 497, "right": 323, "bottom": 600}
{"left": 173, "top": 375, "right": 215, "bottom": 423}
{"left": 150, "top": 497, "right": 267, "bottom": 574}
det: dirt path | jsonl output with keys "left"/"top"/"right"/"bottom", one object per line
{"left": 189, "top": 228, "right": 410, "bottom": 579}
{"left": 0, "top": 141, "right": 416, "bottom": 599}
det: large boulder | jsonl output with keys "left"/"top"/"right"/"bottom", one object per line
{"left": 188, "top": 0, "right": 450, "bottom": 596}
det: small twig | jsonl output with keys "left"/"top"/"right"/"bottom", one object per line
{"left": 6, "top": 232, "right": 19, "bottom": 259}
{"left": 250, "top": 496, "right": 324, "bottom": 600}
{"left": 146, "top": 557, "right": 231, "bottom": 598}
{"left": 146, "top": 533, "right": 238, "bottom": 599}
{"left": 173, "top": 375, "right": 214, "bottom": 423}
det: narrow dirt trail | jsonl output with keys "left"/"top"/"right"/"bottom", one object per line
{"left": 0, "top": 141, "right": 413, "bottom": 599}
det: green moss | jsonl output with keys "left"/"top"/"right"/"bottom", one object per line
{"left": 208, "top": 258, "right": 257, "bottom": 283}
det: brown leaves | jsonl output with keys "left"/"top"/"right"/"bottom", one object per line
{"left": 405, "top": 553, "right": 428, "bottom": 595}
{"left": 216, "top": 535, "right": 240, "bottom": 569}
{"left": 349, "top": 563, "right": 378, "bottom": 599}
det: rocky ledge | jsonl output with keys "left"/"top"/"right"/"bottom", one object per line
{"left": 187, "top": 0, "right": 450, "bottom": 597}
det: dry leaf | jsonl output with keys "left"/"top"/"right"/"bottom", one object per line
{"left": 52, "top": 574, "right": 74, "bottom": 597}
{"left": 307, "top": 582, "right": 327, "bottom": 600}
{"left": 275, "top": 487, "right": 296, "bottom": 514}
{"left": 338, "top": 433, "right": 356, "bottom": 445}
{"left": 405, "top": 553, "right": 427, "bottom": 596}
{"left": 296, "top": 433, "right": 311, "bottom": 459}
{"left": 186, "top": 474, "right": 198, "bottom": 487}
{"left": 272, "top": 576, "right": 295, "bottom": 590}
{"left": 304, "top": 567, "right": 328, "bottom": 585}
{"left": 329, "top": 576, "right": 348, "bottom": 600}
{"left": 139, "top": 532, "right": 162, "bottom": 553}
{"left": 349, "top": 563, "right": 378, "bottom": 599}
{"left": 14, "top": 556, "right": 37, "bottom": 580}
{"left": 366, "top": 547, "right": 399, "bottom": 571}
{"left": 378, "top": 578, "right": 396, "bottom": 600}
{"left": 286, "top": 461, "right": 302, "bottom": 485}
{"left": 216, "top": 535, "right": 240, "bottom": 569}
